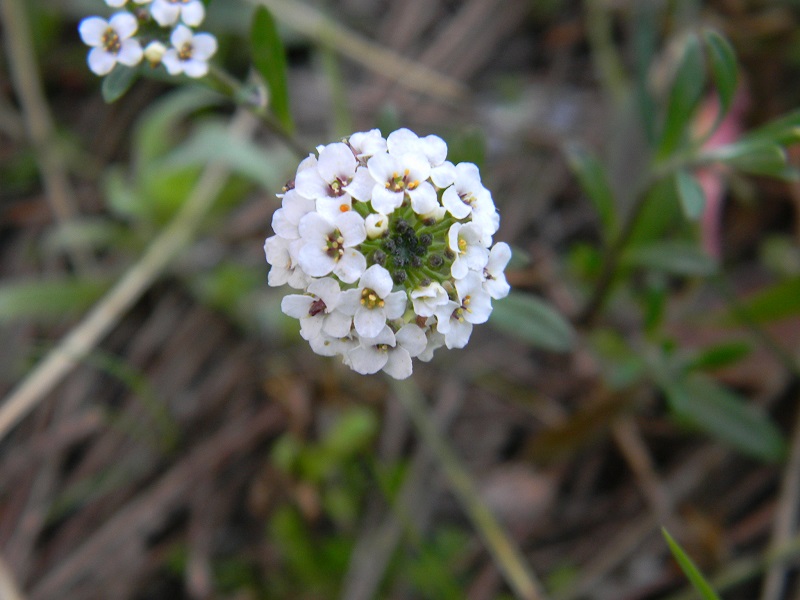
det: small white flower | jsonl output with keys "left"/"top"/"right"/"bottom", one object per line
{"left": 264, "top": 236, "right": 310, "bottom": 290}
{"left": 339, "top": 265, "right": 407, "bottom": 338}
{"left": 448, "top": 222, "right": 489, "bottom": 280}
{"left": 483, "top": 242, "right": 511, "bottom": 299}
{"left": 454, "top": 271, "right": 493, "bottom": 325}
{"left": 295, "top": 142, "right": 370, "bottom": 220}
{"left": 347, "top": 324, "right": 426, "bottom": 378}
{"left": 347, "top": 326, "right": 396, "bottom": 375}
{"left": 367, "top": 151, "right": 438, "bottom": 215}
{"left": 410, "top": 282, "right": 449, "bottom": 317}
{"left": 433, "top": 300, "right": 473, "bottom": 349}
{"left": 365, "top": 213, "right": 389, "bottom": 239}
{"left": 441, "top": 162, "right": 493, "bottom": 220}
{"left": 79, "top": 13, "right": 143, "bottom": 76}
{"left": 271, "top": 190, "right": 316, "bottom": 240}
{"left": 348, "top": 129, "right": 387, "bottom": 163}
{"left": 387, "top": 128, "right": 447, "bottom": 167}
{"left": 281, "top": 278, "right": 352, "bottom": 341}
{"left": 382, "top": 324, "right": 427, "bottom": 379}
{"left": 162, "top": 25, "right": 217, "bottom": 78}
{"left": 150, "top": 0, "right": 205, "bottom": 26}
{"left": 143, "top": 41, "right": 167, "bottom": 66}
{"left": 297, "top": 211, "right": 367, "bottom": 283}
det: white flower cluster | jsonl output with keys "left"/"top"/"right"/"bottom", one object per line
{"left": 265, "top": 128, "right": 511, "bottom": 379}
{"left": 78, "top": 0, "right": 217, "bottom": 78}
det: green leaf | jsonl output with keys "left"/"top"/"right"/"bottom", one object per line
{"left": 101, "top": 64, "right": 138, "bottom": 103}
{"left": 675, "top": 170, "right": 706, "bottom": 220}
{"left": 251, "top": 6, "right": 294, "bottom": 132}
{"left": 702, "top": 30, "right": 738, "bottom": 121}
{"left": 565, "top": 144, "right": 618, "bottom": 239}
{"left": 664, "top": 374, "right": 786, "bottom": 462}
{"left": 490, "top": 292, "right": 575, "bottom": 352}
{"left": 662, "top": 528, "right": 721, "bottom": 600}
{"left": 0, "top": 277, "right": 109, "bottom": 323}
{"left": 705, "top": 141, "right": 797, "bottom": 180}
{"left": 623, "top": 241, "right": 717, "bottom": 276}
{"left": 657, "top": 34, "right": 705, "bottom": 158}
{"left": 726, "top": 276, "right": 800, "bottom": 324}
{"left": 741, "top": 108, "right": 800, "bottom": 146}
{"left": 133, "top": 87, "right": 223, "bottom": 169}
{"left": 160, "top": 120, "right": 292, "bottom": 190}
{"left": 685, "top": 341, "right": 752, "bottom": 371}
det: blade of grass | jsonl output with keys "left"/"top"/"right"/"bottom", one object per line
{"left": 389, "top": 378, "right": 549, "bottom": 600}
{"left": 662, "top": 528, "right": 721, "bottom": 600}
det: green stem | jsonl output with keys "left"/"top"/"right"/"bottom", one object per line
{"left": 207, "top": 65, "right": 308, "bottom": 159}
{"left": 390, "top": 379, "right": 549, "bottom": 600}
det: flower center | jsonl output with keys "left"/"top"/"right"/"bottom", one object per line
{"left": 325, "top": 229, "right": 346, "bottom": 260}
{"left": 460, "top": 192, "right": 476, "bottom": 206}
{"left": 101, "top": 28, "right": 121, "bottom": 54}
{"left": 360, "top": 288, "right": 384, "bottom": 310}
{"left": 308, "top": 298, "right": 327, "bottom": 316}
{"left": 385, "top": 169, "right": 419, "bottom": 193}
{"left": 329, "top": 177, "right": 350, "bottom": 197}
{"left": 178, "top": 43, "right": 194, "bottom": 61}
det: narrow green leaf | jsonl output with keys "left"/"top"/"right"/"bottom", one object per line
{"left": 490, "top": 292, "right": 575, "bottom": 352}
{"left": 702, "top": 30, "right": 738, "bottom": 120}
{"left": 686, "top": 341, "right": 752, "bottom": 371}
{"left": 741, "top": 108, "right": 800, "bottom": 146}
{"left": 251, "top": 6, "right": 294, "bottom": 132}
{"left": 160, "top": 121, "right": 292, "bottom": 190}
{"left": 725, "top": 276, "right": 800, "bottom": 324}
{"left": 664, "top": 374, "right": 786, "bottom": 462}
{"left": 101, "top": 64, "right": 138, "bottom": 103}
{"left": 658, "top": 34, "right": 705, "bottom": 158}
{"left": 565, "top": 144, "right": 617, "bottom": 239}
{"left": 675, "top": 170, "right": 706, "bottom": 220}
{"left": 623, "top": 241, "right": 717, "bottom": 276}
{"left": 662, "top": 528, "right": 721, "bottom": 600}
{"left": 706, "top": 141, "right": 796, "bottom": 179}
{"left": 0, "top": 278, "right": 109, "bottom": 323}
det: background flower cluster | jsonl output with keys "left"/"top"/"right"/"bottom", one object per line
{"left": 265, "top": 128, "right": 510, "bottom": 379}
{"left": 78, "top": 0, "right": 217, "bottom": 78}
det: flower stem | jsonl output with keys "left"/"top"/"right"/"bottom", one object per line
{"left": 207, "top": 64, "right": 308, "bottom": 159}
{"left": 389, "top": 378, "right": 549, "bottom": 600}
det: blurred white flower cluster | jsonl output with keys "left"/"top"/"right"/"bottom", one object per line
{"left": 78, "top": 0, "right": 217, "bottom": 78}
{"left": 265, "top": 128, "right": 511, "bottom": 379}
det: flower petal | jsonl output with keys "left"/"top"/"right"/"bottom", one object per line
{"left": 109, "top": 12, "right": 138, "bottom": 39}
{"left": 322, "top": 310, "right": 352, "bottom": 338}
{"left": 317, "top": 142, "right": 356, "bottom": 184}
{"left": 370, "top": 186, "right": 403, "bottom": 215}
{"left": 348, "top": 345, "right": 388, "bottom": 374}
{"left": 79, "top": 17, "right": 108, "bottom": 47}
{"left": 408, "top": 181, "right": 438, "bottom": 215}
{"left": 354, "top": 306, "right": 386, "bottom": 338}
{"left": 281, "top": 294, "right": 313, "bottom": 319}
{"left": 333, "top": 248, "right": 366, "bottom": 283}
{"left": 335, "top": 211, "right": 366, "bottom": 247}
{"left": 117, "top": 39, "right": 143, "bottom": 67}
{"left": 383, "top": 291, "right": 408, "bottom": 319}
{"left": 182, "top": 59, "right": 209, "bottom": 78}
{"left": 180, "top": 1, "right": 205, "bottom": 26}
{"left": 87, "top": 48, "right": 116, "bottom": 75}
{"left": 395, "top": 324, "right": 427, "bottom": 357}
{"left": 190, "top": 33, "right": 217, "bottom": 60}
{"left": 382, "top": 347, "right": 413, "bottom": 379}
{"left": 359, "top": 265, "right": 393, "bottom": 298}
